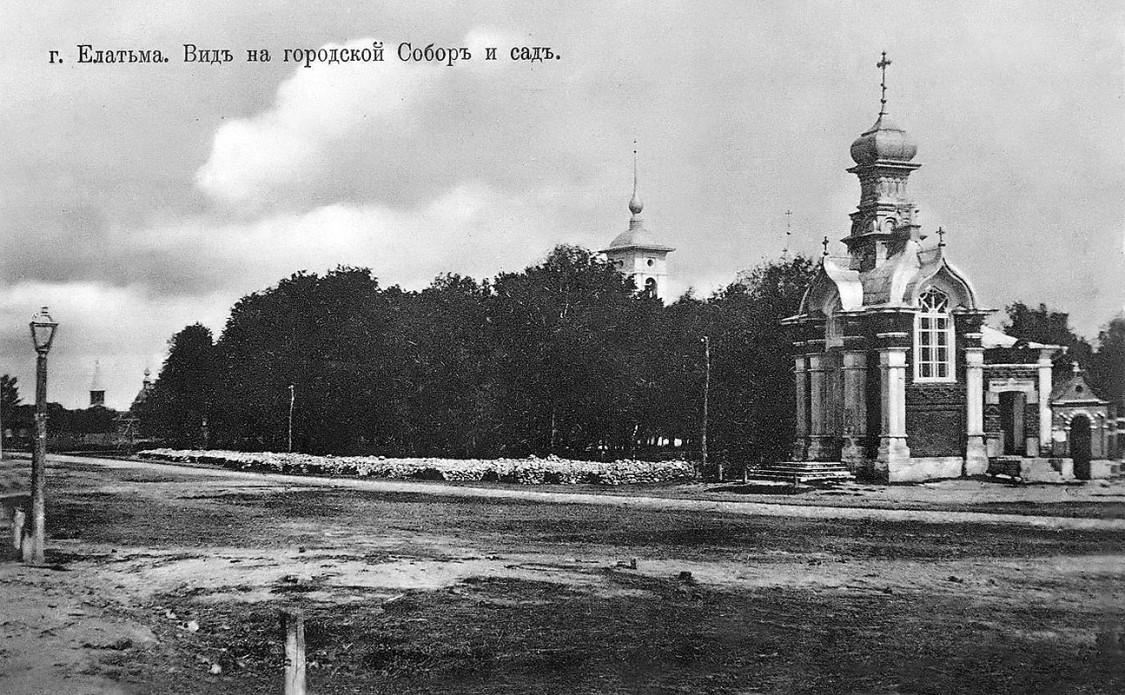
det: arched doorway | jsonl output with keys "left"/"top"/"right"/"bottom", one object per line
{"left": 999, "top": 391, "right": 1027, "bottom": 456}
{"left": 1070, "top": 415, "right": 1092, "bottom": 480}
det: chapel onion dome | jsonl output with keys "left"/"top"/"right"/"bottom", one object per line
{"left": 849, "top": 113, "right": 918, "bottom": 165}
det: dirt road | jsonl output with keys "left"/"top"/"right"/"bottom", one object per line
{"left": 54, "top": 453, "right": 1125, "bottom": 529}
{"left": 1, "top": 454, "right": 1123, "bottom": 693}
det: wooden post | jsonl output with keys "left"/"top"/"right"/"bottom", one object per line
{"left": 12, "top": 507, "right": 25, "bottom": 552}
{"left": 282, "top": 609, "right": 306, "bottom": 695}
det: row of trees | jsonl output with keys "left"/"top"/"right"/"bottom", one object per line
{"left": 135, "top": 244, "right": 1124, "bottom": 465}
{"left": 136, "top": 246, "right": 816, "bottom": 465}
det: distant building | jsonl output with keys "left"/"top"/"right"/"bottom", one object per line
{"left": 130, "top": 368, "right": 154, "bottom": 412}
{"left": 118, "top": 368, "right": 156, "bottom": 447}
{"left": 1050, "top": 365, "right": 1121, "bottom": 478}
{"left": 89, "top": 361, "right": 106, "bottom": 408}
{"left": 600, "top": 151, "right": 674, "bottom": 302}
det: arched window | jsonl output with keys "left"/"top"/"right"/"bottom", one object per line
{"left": 915, "top": 287, "right": 954, "bottom": 381}
{"left": 644, "top": 277, "right": 657, "bottom": 298}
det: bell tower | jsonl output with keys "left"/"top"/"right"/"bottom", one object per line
{"left": 89, "top": 360, "right": 106, "bottom": 408}
{"left": 600, "top": 145, "right": 675, "bottom": 302}
{"left": 844, "top": 52, "right": 923, "bottom": 271}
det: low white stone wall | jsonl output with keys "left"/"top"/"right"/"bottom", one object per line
{"left": 886, "top": 456, "right": 963, "bottom": 483}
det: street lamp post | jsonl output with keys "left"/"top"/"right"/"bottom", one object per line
{"left": 288, "top": 384, "right": 295, "bottom": 453}
{"left": 26, "top": 307, "right": 58, "bottom": 565}
{"left": 701, "top": 335, "right": 712, "bottom": 480}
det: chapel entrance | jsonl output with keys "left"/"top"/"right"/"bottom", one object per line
{"left": 999, "top": 391, "right": 1027, "bottom": 456}
{"left": 1070, "top": 415, "right": 1092, "bottom": 480}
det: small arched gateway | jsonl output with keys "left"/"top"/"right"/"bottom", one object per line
{"left": 1050, "top": 366, "right": 1120, "bottom": 480}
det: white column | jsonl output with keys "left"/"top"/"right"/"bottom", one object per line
{"left": 840, "top": 350, "right": 868, "bottom": 468}
{"left": 964, "top": 347, "right": 987, "bottom": 475}
{"left": 1037, "top": 349, "right": 1053, "bottom": 457}
{"left": 792, "top": 355, "right": 808, "bottom": 460}
{"left": 806, "top": 352, "right": 832, "bottom": 461}
{"left": 876, "top": 346, "right": 911, "bottom": 475}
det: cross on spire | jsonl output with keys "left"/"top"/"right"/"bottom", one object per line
{"left": 936, "top": 226, "right": 946, "bottom": 248}
{"left": 822, "top": 235, "right": 830, "bottom": 257}
{"left": 633, "top": 139, "right": 638, "bottom": 192}
{"left": 877, "top": 51, "right": 892, "bottom": 116}
{"left": 783, "top": 209, "right": 792, "bottom": 255}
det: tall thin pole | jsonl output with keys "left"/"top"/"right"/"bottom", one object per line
{"left": 288, "top": 384, "right": 295, "bottom": 453}
{"left": 701, "top": 336, "right": 710, "bottom": 479}
{"left": 25, "top": 352, "right": 47, "bottom": 564}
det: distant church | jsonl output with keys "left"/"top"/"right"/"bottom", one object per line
{"left": 89, "top": 361, "right": 107, "bottom": 407}
{"left": 776, "top": 55, "right": 1119, "bottom": 483}
{"left": 600, "top": 151, "right": 674, "bottom": 302}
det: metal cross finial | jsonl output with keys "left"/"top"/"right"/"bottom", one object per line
{"left": 632, "top": 139, "right": 638, "bottom": 190}
{"left": 877, "top": 51, "right": 892, "bottom": 115}
{"left": 783, "top": 209, "right": 792, "bottom": 255}
{"left": 936, "top": 226, "right": 946, "bottom": 248}
{"left": 821, "top": 235, "right": 830, "bottom": 256}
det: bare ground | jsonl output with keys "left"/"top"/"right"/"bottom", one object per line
{"left": 1, "top": 454, "right": 1124, "bottom": 694}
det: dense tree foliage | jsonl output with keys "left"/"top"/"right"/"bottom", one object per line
{"left": 131, "top": 248, "right": 810, "bottom": 468}
{"left": 135, "top": 323, "right": 217, "bottom": 446}
{"left": 705, "top": 256, "right": 818, "bottom": 466}
{"left": 1088, "top": 316, "right": 1125, "bottom": 408}
{"left": 1, "top": 374, "right": 19, "bottom": 429}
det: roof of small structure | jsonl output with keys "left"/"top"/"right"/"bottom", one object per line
{"left": 979, "top": 326, "right": 1063, "bottom": 350}
{"left": 1050, "top": 369, "right": 1108, "bottom": 405}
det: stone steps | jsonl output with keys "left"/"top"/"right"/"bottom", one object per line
{"left": 747, "top": 461, "right": 854, "bottom": 483}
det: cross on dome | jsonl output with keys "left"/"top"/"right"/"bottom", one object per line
{"left": 877, "top": 51, "right": 892, "bottom": 116}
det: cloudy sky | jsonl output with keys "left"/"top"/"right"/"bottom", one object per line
{"left": 1, "top": 1, "right": 1122, "bottom": 410}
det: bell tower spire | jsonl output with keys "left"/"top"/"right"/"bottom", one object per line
{"left": 600, "top": 141, "right": 675, "bottom": 302}
{"left": 629, "top": 140, "right": 643, "bottom": 218}
{"left": 844, "top": 52, "right": 922, "bottom": 271}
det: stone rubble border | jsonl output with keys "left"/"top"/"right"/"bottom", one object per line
{"left": 137, "top": 449, "right": 697, "bottom": 486}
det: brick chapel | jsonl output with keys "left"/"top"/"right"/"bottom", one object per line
{"left": 782, "top": 55, "right": 1006, "bottom": 483}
